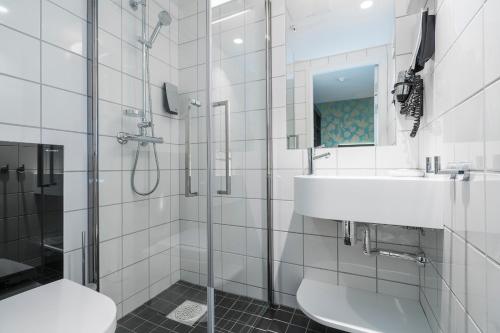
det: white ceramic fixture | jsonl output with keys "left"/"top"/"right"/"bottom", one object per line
{"left": 0, "top": 279, "right": 117, "bottom": 333}
{"left": 297, "top": 279, "right": 431, "bottom": 333}
{"left": 294, "top": 175, "right": 447, "bottom": 229}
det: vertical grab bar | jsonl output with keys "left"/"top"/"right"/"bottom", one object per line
{"left": 185, "top": 99, "right": 201, "bottom": 197}
{"left": 213, "top": 100, "right": 231, "bottom": 195}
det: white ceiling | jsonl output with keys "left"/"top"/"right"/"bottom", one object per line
{"left": 313, "top": 65, "right": 375, "bottom": 103}
{"left": 287, "top": 0, "right": 395, "bottom": 62}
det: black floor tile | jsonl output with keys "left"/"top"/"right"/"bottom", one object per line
{"left": 290, "top": 313, "right": 309, "bottom": 328}
{"left": 160, "top": 319, "right": 179, "bottom": 330}
{"left": 307, "top": 320, "right": 327, "bottom": 333}
{"left": 268, "top": 319, "right": 288, "bottom": 333}
{"left": 115, "top": 281, "right": 348, "bottom": 333}
{"left": 134, "top": 321, "right": 157, "bottom": 333}
{"left": 218, "top": 297, "right": 237, "bottom": 309}
{"left": 121, "top": 315, "right": 146, "bottom": 331}
{"left": 232, "top": 299, "right": 251, "bottom": 312}
{"left": 286, "top": 325, "right": 307, "bottom": 333}
{"left": 254, "top": 317, "right": 272, "bottom": 331}
{"left": 150, "top": 327, "right": 171, "bottom": 333}
{"left": 273, "top": 310, "right": 293, "bottom": 323}
{"left": 115, "top": 326, "right": 133, "bottom": 333}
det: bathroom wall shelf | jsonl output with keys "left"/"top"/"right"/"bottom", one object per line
{"left": 296, "top": 279, "right": 431, "bottom": 333}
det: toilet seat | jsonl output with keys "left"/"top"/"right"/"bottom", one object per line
{"left": 0, "top": 279, "right": 117, "bottom": 333}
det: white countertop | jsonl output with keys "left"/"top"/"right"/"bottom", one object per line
{"left": 0, "top": 279, "right": 117, "bottom": 333}
{"left": 297, "top": 279, "right": 431, "bottom": 333}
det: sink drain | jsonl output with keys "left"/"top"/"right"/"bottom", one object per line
{"left": 166, "top": 300, "right": 207, "bottom": 326}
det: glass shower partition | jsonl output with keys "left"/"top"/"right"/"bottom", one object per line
{"left": 177, "top": 0, "right": 273, "bottom": 330}
{"left": 96, "top": 0, "right": 272, "bottom": 331}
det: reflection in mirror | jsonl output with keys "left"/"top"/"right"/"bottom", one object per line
{"left": 313, "top": 65, "right": 378, "bottom": 148}
{"left": 286, "top": 0, "right": 398, "bottom": 149}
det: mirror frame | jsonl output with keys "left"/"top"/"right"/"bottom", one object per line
{"left": 286, "top": 44, "right": 395, "bottom": 149}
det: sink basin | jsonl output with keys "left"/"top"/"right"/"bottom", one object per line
{"left": 294, "top": 175, "right": 447, "bottom": 229}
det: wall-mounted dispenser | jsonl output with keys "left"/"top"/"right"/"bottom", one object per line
{"left": 163, "top": 82, "right": 179, "bottom": 115}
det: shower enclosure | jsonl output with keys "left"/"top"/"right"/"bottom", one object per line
{"left": 91, "top": 0, "right": 273, "bottom": 330}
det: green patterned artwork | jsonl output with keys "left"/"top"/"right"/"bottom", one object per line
{"left": 315, "top": 97, "right": 374, "bottom": 147}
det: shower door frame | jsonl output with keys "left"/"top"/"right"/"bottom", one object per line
{"left": 87, "top": 0, "right": 99, "bottom": 291}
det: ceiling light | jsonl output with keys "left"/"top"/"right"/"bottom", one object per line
{"left": 211, "top": 10, "right": 249, "bottom": 24}
{"left": 233, "top": 38, "right": 243, "bottom": 45}
{"left": 0, "top": 6, "right": 9, "bottom": 14}
{"left": 360, "top": 1, "right": 373, "bottom": 9}
{"left": 211, "top": 0, "right": 232, "bottom": 8}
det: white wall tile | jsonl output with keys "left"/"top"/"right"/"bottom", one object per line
{"left": 221, "top": 225, "right": 246, "bottom": 255}
{"left": 99, "top": 0, "right": 121, "bottom": 37}
{"left": 42, "top": 86, "right": 87, "bottom": 132}
{"left": 150, "top": 223, "right": 171, "bottom": 255}
{"left": 123, "top": 230, "right": 150, "bottom": 266}
{"left": 304, "top": 235, "right": 337, "bottom": 271}
{"left": 150, "top": 250, "right": 171, "bottom": 284}
{"left": 42, "top": 43, "right": 87, "bottom": 94}
{"left": 101, "top": 270, "right": 123, "bottom": 304}
{"left": 99, "top": 29, "right": 122, "bottom": 71}
{"left": 64, "top": 171, "right": 88, "bottom": 211}
{"left": 487, "top": 257, "right": 500, "bottom": 333}
{"left": 100, "top": 237, "right": 123, "bottom": 277}
{"left": 0, "top": 26, "right": 40, "bottom": 82}
{"left": 0, "top": 75, "right": 40, "bottom": 127}
{"left": 246, "top": 228, "right": 266, "bottom": 258}
{"left": 338, "top": 273, "right": 376, "bottom": 292}
{"left": 0, "top": 0, "right": 40, "bottom": 37}
{"left": 274, "top": 261, "right": 303, "bottom": 295}
{"left": 63, "top": 209, "right": 87, "bottom": 252}
{"left": 100, "top": 204, "right": 123, "bottom": 242}
{"left": 42, "top": 0, "right": 87, "bottom": 56}
{"left": 485, "top": 80, "right": 500, "bottom": 172}
{"left": 378, "top": 280, "right": 419, "bottom": 300}
{"left": 273, "top": 231, "right": 303, "bottom": 265}
{"left": 338, "top": 242, "right": 376, "bottom": 277}
{"left": 484, "top": 0, "right": 500, "bottom": 85}
{"left": 222, "top": 252, "right": 246, "bottom": 283}
{"left": 123, "top": 200, "right": 149, "bottom": 234}
{"left": 0, "top": 124, "right": 40, "bottom": 144}
{"left": 465, "top": 243, "right": 487, "bottom": 331}
{"left": 122, "top": 259, "right": 149, "bottom": 299}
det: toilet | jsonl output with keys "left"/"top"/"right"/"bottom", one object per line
{"left": 0, "top": 279, "right": 116, "bottom": 333}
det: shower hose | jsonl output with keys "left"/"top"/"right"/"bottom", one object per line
{"left": 131, "top": 48, "right": 161, "bottom": 196}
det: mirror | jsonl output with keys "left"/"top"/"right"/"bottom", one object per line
{"left": 312, "top": 65, "right": 378, "bottom": 148}
{"left": 286, "top": 0, "right": 399, "bottom": 149}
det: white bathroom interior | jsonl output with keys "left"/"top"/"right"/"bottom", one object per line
{"left": 0, "top": 0, "right": 499, "bottom": 332}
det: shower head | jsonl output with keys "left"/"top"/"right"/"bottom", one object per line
{"left": 147, "top": 11, "right": 172, "bottom": 47}
{"left": 158, "top": 10, "right": 172, "bottom": 26}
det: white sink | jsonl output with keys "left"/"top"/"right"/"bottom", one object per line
{"left": 294, "top": 175, "right": 447, "bottom": 229}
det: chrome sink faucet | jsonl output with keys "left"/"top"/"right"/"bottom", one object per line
{"left": 429, "top": 156, "right": 471, "bottom": 181}
{"left": 307, "top": 147, "right": 331, "bottom": 175}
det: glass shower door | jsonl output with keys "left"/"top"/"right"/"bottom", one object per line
{"left": 207, "top": 0, "right": 272, "bottom": 328}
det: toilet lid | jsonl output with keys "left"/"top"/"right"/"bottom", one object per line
{"left": 0, "top": 279, "right": 117, "bottom": 333}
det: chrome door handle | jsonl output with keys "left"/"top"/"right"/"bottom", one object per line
{"left": 214, "top": 100, "right": 231, "bottom": 195}
{"left": 185, "top": 99, "right": 201, "bottom": 197}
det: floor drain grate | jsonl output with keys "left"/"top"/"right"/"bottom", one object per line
{"left": 166, "top": 300, "right": 207, "bottom": 326}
